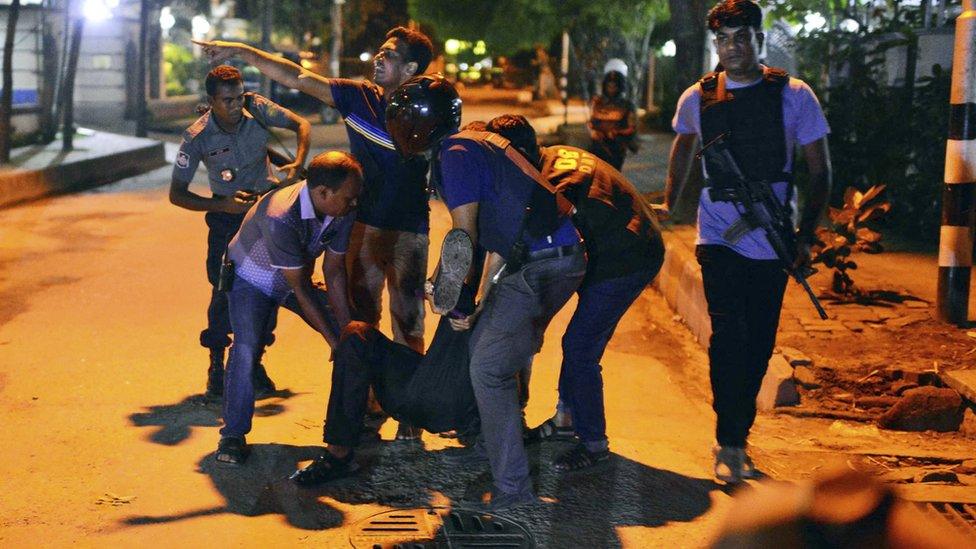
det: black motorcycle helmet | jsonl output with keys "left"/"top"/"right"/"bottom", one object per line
{"left": 385, "top": 75, "right": 462, "bottom": 157}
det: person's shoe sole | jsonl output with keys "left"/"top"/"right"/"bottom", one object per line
{"left": 432, "top": 229, "right": 473, "bottom": 315}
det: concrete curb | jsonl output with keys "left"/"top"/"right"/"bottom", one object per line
{"left": 0, "top": 132, "right": 166, "bottom": 209}
{"left": 654, "top": 225, "right": 712, "bottom": 345}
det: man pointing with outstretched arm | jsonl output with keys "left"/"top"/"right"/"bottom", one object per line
{"left": 197, "top": 27, "right": 434, "bottom": 441}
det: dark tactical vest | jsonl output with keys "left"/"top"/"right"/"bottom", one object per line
{"left": 439, "top": 130, "right": 566, "bottom": 261}
{"left": 699, "top": 67, "right": 792, "bottom": 189}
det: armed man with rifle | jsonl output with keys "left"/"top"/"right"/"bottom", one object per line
{"left": 663, "top": 0, "right": 832, "bottom": 484}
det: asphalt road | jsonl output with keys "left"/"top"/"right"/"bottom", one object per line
{"left": 7, "top": 109, "right": 963, "bottom": 546}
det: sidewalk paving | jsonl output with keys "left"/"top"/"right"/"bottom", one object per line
{"left": 655, "top": 222, "right": 976, "bottom": 413}
{"left": 0, "top": 131, "right": 166, "bottom": 209}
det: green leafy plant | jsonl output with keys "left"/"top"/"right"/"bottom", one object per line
{"left": 811, "top": 184, "right": 891, "bottom": 299}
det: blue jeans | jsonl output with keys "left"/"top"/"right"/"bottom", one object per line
{"left": 201, "top": 211, "right": 277, "bottom": 350}
{"left": 558, "top": 267, "right": 660, "bottom": 447}
{"left": 220, "top": 276, "right": 338, "bottom": 438}
{"left": 469, "top": 252, "right": 585, "bottom": 497}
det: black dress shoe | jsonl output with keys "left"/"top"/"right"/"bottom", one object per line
{"left": 289, "top": 451, "right": 359, "bottom": 486}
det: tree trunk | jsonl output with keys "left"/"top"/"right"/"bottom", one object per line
{"left": 1, "top": 0, "right": 22, "bottom": 163}
{"left": 136, "top": 0, "right": 149, "bottom": 137}
{"left": 62, "top": 16, "right": 84, "bottom": 151}
{"left": 668, "top": 0, "right": 708, "bottom": 98}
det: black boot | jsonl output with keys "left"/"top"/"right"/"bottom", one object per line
{"left": 252, "top": 351, "right": 276, "bottom": 398}
{"left": 206, "top": 348, "right": 225, "bottom": 398}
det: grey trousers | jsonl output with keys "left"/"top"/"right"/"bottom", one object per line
{"left": 469, "top": 251, "right": 586, "bottom": 496}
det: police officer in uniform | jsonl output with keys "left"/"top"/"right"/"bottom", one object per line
{"left": 664, "top": 0, "right": 831, "bottom": 483}
{"left": 170, "top": 64, "right": 311, "bottom": 398}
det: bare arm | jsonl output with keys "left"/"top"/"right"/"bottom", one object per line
{"left": 169, "top": 177, "right": 253, "bottom": 214}
{"left": 281, "top": 265, "right": 338, "bottom": 349}
{"left": 275, "top": 110, "right": 312, "bottom": 184}
{"left": 195, "top": 40, "right": 335, "bottom": 106}
{"left": 796, "top": 137, "right": 832, "bottom": 244}
{"left": 664, "top": 132, "right": 700, "bottom": 213}
{"left": 322, "top": 251, "right": 352, "bottom": 330}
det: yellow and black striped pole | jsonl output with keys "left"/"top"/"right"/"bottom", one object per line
{"left": 939, "top": 0, "right": 976, "bottom": 326}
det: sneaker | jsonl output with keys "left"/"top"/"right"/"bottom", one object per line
{"left": 713, "top": 444, "right": 744, "bottom": 484}
{"left": 432, "top": 229, "right": 473, "bottom": 315}
{"left": 289, "top": 451, "right": 359, "bottom": 486}
{"left": 553, "top": 443, "right": 609, "bottom": 472}
{"left": 737, "top": 448, "right": 764, "bottom": 480}
{"left": 252, "top": 363, "right": 276, "bottom": 398}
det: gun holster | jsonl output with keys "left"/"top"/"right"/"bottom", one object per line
{"left": 217, "top": 253, "right": 235, "bottom": 292}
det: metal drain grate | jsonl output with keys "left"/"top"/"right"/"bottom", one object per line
{"left": 349, "top": 507, "right": 535, "bottom": 548}
{"left": 914, "top": 501, "right": 976, "bottom": 540}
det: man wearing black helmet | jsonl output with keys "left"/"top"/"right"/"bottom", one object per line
{"left": 386, "top": 75, "right": 586, "bottom": 511}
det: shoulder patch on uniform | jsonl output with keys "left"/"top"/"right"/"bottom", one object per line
{"left": 176, "top": 151, "right": 190, "bottom": 169}
{"left": 182, "top": 113, "right": 209, "bottom": 141}
{"left": 699, "top": 72, "right": 720, "bottom": 91}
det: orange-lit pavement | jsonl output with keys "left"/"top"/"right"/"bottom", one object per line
{"left": 2, "top": 132, "right": 973, "bottom": 546}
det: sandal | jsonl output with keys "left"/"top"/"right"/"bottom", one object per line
{"left": 523, "top": 418, "right": 576, "bottom": 444}
{"left": 432, "top": 229, "right": 473, "bottom": 315}
{"left": 554, "top": 443, "right": 609, "bottom": 472}
{"left": 289, "top": 451, "right": 359, "bottom": 486}
{"left": 395, "top": 422, "right": 423, "bottom": 441}
{"left": 713, "top": 445, "right": 743, "bottom": 484}
{"left": 215, "top": 436, "right": 249, "bottom": 466}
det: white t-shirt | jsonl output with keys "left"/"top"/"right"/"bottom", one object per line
{"left": 672, "top": 69, "right": 830, "bottom": 259}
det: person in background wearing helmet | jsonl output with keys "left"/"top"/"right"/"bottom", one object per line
{"left": 587, "top": 69, "right": 638, "bottom": 171}
{"left": 386, "top": 75, "right": 586, "bottom": 511}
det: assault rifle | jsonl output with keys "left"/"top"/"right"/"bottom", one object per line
{"left": 698, "top": 133, "right": 828, "bottom": 320}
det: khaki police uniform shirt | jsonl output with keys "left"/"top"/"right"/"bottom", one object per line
{"left": 172, "top": 93, "right": 297, "bottom": 197}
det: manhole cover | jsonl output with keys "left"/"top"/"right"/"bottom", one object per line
{"left": 349, "top": 507, "right": 535, "bottom": 548}
{"left": 914, "top": 501, "right": 976, "bottom": 540}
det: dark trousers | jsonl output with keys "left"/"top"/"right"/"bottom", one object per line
{"left": 323, "top": 327, "right": 421, "bottom": 447}
{"left": 558, "top": 263, "right": 661, "bottom": 445}
{"left": 201, "top": 211, "right": 277, "bottom": 350}
{"left": 696, "top": 244, "right": 788, "bottom": 448}
{"left": 220, "top": 277, "right": 338, "bottom": 438}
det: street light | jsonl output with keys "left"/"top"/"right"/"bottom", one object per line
{"left": 192, "top": 15, "right": 211, "bottom": 37}
{"left": 82, "top": 0, "right": 114, "bottom": 22}
{"left": 159, "top": 7, "right": 175, "bottom": 37}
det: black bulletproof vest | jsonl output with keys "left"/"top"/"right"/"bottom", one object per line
{"left": 700, "top": 68, "right": 791, "bottom": 187}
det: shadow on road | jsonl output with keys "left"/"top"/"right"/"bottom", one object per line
{"left": 121, "top": 444, "right": 345, "bottom": 530}
{"left": 119, "top": 440, "right": 720, "bottom": 542}
{"left": 128, "top": 390, "right": 297, "bottom": 446}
